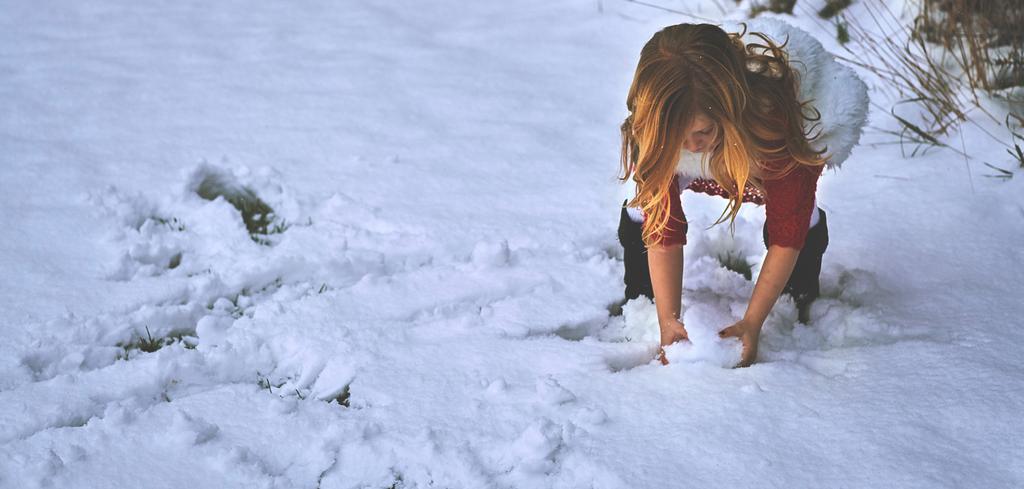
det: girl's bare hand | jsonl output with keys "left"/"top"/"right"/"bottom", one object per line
{"left": 657, "top": 347, "right": 669, "bottom": 365}
{"left": 718, "top": 320, "right": 762, "bottom": 368}
{"left": 660, "top": 319, "right": 689, "bottom": 346}
{"left": 657, "top": 320, "right": 689, "bottom": 365}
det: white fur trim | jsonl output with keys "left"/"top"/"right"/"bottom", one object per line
{"left": 676, "top": 149, "right": 710, "bottom": 179}
{"left": 674, "top": 18, "right": 869, "bottom": 176}
{"left": 625, "top": 206, "right": 645, "bottom": 223}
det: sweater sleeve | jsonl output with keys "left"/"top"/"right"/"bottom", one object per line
{"left": 642, "top": 173, "right": 688, "bottom": 247}
{"left": 686, "top": 178, "right": 766, "bottom": 205}
{"left": 762, "top": 158, "right": 823, "bottom": 249}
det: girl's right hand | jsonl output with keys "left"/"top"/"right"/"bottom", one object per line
{"left": 658, "top": 320, "right": 689, "bottom": 364}
{"left": 660, "top": 319, "right": 689, "bottom": 346}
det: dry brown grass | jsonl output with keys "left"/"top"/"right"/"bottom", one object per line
{"left": 751, "top": 0, "right": 798, "bottom": 16}
{"left": 805, "top": 0, "right": 1023, "bottom": 165}
{"left": 917, "top": 0, "right": 1023, "bottom": 93}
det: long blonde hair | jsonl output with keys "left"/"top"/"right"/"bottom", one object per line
{"left": 619, "top": 22, "right": 827, "bottom": 245}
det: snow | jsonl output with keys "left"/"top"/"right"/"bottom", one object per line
{"left": 1, "top": 0, "right": 1023, "bottom": 488}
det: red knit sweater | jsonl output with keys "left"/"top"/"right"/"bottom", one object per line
{"left": 644, "top": 158, "right": 822, "bottom": 249}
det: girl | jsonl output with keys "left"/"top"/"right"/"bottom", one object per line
{"left": 616, "top": 20, "right": 868, "bottom": 368}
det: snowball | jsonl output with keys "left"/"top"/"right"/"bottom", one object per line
{"left": 310, "top": 358, "right": 356, "bottom": 402}
{"left": 484, "top": 378, "right": 508, "bottom": 396}
{"left": 470, "top": 239, "right": 510, "bottom": 268}
{"left": 195, "top": 315, "right": 235, "bottom": 349}
{"left": 535, "top": 375, "right": 576, "bottom": 405}
{"left": 662, "top": 303, "right": 743, "bottom": 368}
{"left": 504, "top": 418, "right": 566, "bottom": 475}
{"left": 169, "top": 410, "right": 220, "bottom": 447}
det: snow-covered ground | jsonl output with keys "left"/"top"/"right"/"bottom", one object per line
{"left": 1, "top": 0, "right": 1022, "bottom": 487}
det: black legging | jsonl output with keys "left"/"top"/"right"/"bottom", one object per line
{"left": 618, "top": 201, "right": 828, "bottom": 322}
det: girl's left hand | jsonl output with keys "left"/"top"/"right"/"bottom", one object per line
{"left": 718, "top": 320, "right": 762, "bottom": 368}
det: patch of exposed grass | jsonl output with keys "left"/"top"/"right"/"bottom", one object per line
{"left": 819, "top": 0, "right": 852, "bottom": 19}
{"left": 117, "top": 326, "right": 197, "bottom": 359}
{"left": 256, "top": 371, "right": 286, "bottom": 394}
{"left": 192, "top": 170, "right": 290, "bottom": 245}
{"left": 751, "top": 0, "right": 797, "bottom": 16}
{"left": 152, "top": 216, "right": 186, "bottom": 232}
{"left": 331, "top": 385, "right": 351, "bottom": 407}
{"left": 716, "top": 250, "right": 754, "bottom": 280}
{"left": 387, "top": 472, "right": 405, "bottom": 489}
{"left": 836, "top": 19, "right": 850, "bottom": 45}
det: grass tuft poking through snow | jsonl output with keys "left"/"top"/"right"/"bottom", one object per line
{"left": 117, "top": 326, "right": 197, "bottom": 358}
{"left": 190, "top": 165, "right": 290, "bottom": 245}
{"left": 714, "top": 248, "right": 754, "bottom": 280}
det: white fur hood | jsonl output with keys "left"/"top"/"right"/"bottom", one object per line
{"left": 676, "top": 17, "right": 869, "bottom": 178}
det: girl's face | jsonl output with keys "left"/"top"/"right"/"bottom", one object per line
{"left": 681, "top": 112, "right": 719, "bottom": 153}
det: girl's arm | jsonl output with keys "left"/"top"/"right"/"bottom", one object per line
{"left": 719, "top": 160, "right": 823, "bottom": 367}
{"left": 642, "top": 174, "right": 690, "bottom": 361}
{"left": 744, "top": 245, "right": 800, "bottom": 325}
{"left": 718, "top": 244, "right": 800, "bottom": 367}
{"left": 648, "top": 242, "right": 687, "bottom": 347}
